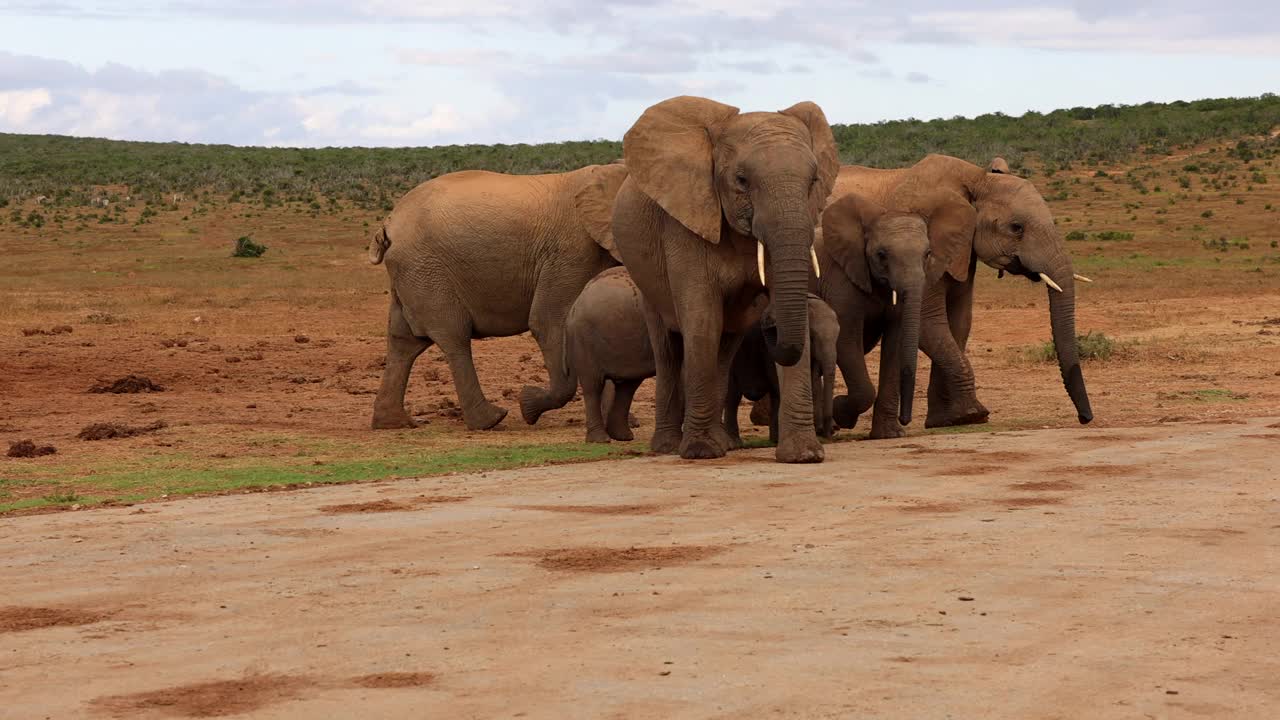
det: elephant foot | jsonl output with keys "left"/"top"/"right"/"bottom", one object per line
{"left": 868, "top": 420, "right": 906, "bottom": 440}
{"left": 605, "top": 420, "right": 634, "bottom": 442}
{"left": 815, "top": 419, "right": 836, "bottom": 440}
{"left": 679, "top": 430, "right": 727, "bottom": 460}
{"left": 650, "top": 428, "right": 683, "bottom": 455}
{"left": 585, "top": 428, "right": 612, "bottom": 444}
{"left": 749, "top": 397, "right": 772, "bottom": 427}
{"left": 371, "top": 407, "right": 417, "bottom": 430}
{"left": 832, "top": 395, "right": 861, "bottom": 430}
{"left": 463, "top": 402, "right": 508, "bottom": 431}
{"left": 775, "top": 431, "right": 824, "bottom": 464}
{"left": 924, "top": 400, "right": 990, "bottom": 429}
{"left": 725, "top": 432, "right": 744, "bottom": 451}
{"left": 518, "top": 386, "right": 549, "bottom": 425}
{"left": 628, "top": 413, "right": 641, "bottom": 429}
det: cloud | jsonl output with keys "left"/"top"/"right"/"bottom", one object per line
{"left": 905, "top": 71, "right": 933, "bottom": 84}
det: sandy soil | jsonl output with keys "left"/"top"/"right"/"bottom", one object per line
{"left": 3, "top": 417, "right": 1278, "bottom": 718}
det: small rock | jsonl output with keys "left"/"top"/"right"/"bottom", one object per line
{"left": 295, "top": 334, "right": 310, "bottom": 344}
{"left": 958, "top": 596, "right": 975, "bottom": 602}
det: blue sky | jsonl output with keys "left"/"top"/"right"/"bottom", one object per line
{"left": 2, "top": 1, "right": 1278, "bottom": 147}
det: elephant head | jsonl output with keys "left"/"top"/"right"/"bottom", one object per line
{"left": 623, "top": 96, "right": 839, "bottom": 366}
{"left": 822, "top": 191, "right": 969, "bottom": 425}
{"left": 572, "top": 163, "right": 631, "bottom": 263}
{"left": 969, "top": 159, "right": 1093, "bottom": 424}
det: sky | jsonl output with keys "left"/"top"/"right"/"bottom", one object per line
{"left": 1, "top": 1, "right": 1278, "bottom": 148}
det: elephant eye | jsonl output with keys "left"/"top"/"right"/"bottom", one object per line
{"left": 734, "top": 171, "right": 749, "bottom": 191}
{"left": 1010, "top": 221, "right": 1025, "bottom": 236}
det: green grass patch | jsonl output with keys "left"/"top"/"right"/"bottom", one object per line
{"left": 1156, "top": 388, "right": 1250, "bottom": 404}
{"left": 0, "top": 441, "right": 640, "bottom": 514}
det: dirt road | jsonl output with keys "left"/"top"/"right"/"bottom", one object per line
{"left": 3, "top": 418, "right": 1278, "bottom": 719}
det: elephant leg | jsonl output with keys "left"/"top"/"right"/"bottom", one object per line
{"left": 711, "top": 333, "right": 745, "bottom": 452}
{"left": 433, "top": 329, "right": 507, "bottom": 431}
{"left": 869, "top": 313, "right": 906, "bottom": 440}
{"left": 832, "top": 327, "right": 874, "bottom": 430}
{"left": 372, "top": 296, "right": 434, "bottom": 430}
{"left": 580, "top": 373, "right": 610, "bottom": 444}
{"left": 749, "top": 396, "right": 772, "bottom": 427}
{"left": 774, "top": 334, "right": 822, "bottom": 463}
{"left": 921, "top": 282, "right": 987, "bottom": 428}
{"left": 644, "top": 304, "right": 685, "bottom": 455}
{"left": 723, "top": 377, "right": 745, "bottom": 450}
{"left": 677, "top": 307, "right": 728, "bottom": 460}
{"left": 605, "top": 379, "right": 640, "bottom": 441}
{"left": 519, "top": 299, "right": 577, "bottom": 425}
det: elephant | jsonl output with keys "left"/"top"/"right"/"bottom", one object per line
{"left": 828, "top": 155, "right": 1093, "bottom": 429}
{"left": 611, "top": 95, "right": 839, "bottom": 462}
{"left": 815, "top": 191, "right": 971, "bottom": 439}
{"left": 368, "top": 163, "right": 629, "bottom": 431}
{"left": 724, "top": 295, "right": 840, "bottom": 447}
{"left": 563, "top": 266, "right": 654, "bottom": 443}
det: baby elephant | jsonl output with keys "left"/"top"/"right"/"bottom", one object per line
{"left": 725, "top": 296, "right": 840, "bottom": 447}
{"left": 564, "top": 267, "right": 654, "bottom": 443}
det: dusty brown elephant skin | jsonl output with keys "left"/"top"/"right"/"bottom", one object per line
{"left": 563, "top": 267, "right": 654, "bottom": 443}
{"left": 368, "top": 164, "right": 629, "bottom": 431}
{"left": 724, "top": 296, "right": 840, "bottom": 447}
{"left": 832, "top": 155, "right": 1093, "bottom": 428}
{"left": 611, "top": 96, "right": 839, "bottom": 462}
{"left": 817, "top": 192, "right": 968, "bottom": 439}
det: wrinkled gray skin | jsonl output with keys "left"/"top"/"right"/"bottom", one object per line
{"left": 724, "top": 296, "right": 839, "bottom": 447}
{"left": 831, "top": 155, "right": 1093, "bottom": 428}
{"left": 611, "top": 95, "right": 840, "bottom": 462}
{"left": 563, "top": 267, "right": 654, "bottom": 443}
{"left": 368, "top": 164, "right": 629, "bottom": 431}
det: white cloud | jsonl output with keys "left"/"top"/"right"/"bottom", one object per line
{"left": 0, "top": 88, "right": 52, "bottom": 126}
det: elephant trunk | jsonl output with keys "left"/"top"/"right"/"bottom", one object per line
{"left": 1044, "top": 256, "right": 1093, "bottom": 424}
{"left": 897, "top": 286, "right": 923, "bottom": 426}
{"left": 763, "top": 227, "right": 815, "bottom": 368}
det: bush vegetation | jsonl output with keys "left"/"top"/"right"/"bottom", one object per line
{"left": 1028, "top": 331, "right": 1130, "bottom": 363}
{"left": 2, "top": 94, "right": 1278, "bottom": 209}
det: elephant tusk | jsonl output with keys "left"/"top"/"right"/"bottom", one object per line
{"left": 1039, "top": 273, "right": 1064, "bottom": 292}
{"left": 811, "top": 247, "right": 821, "bottom": 279}
{"left": 892, "top": 290, "right": 897, "bottom": 306}
{"left": 1074, "top": 273, "right": 1093, "bottom": 283}
{"left": 757, "top": 241, "right": 767, "bottom": 286}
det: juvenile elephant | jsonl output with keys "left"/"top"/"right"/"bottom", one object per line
{"left": 817, "top": 191, "right": 970, "bottom": 439}
{"left": 724, "top": 295, "right": 839, "bottom": 447}
{"left": 831, "top": 155, "right": 1093, "bottom": 428}
{"left": 563, "top": 267, "right": 654, "bottom": 443}
{"left": 368, "top": 163, "right": 629, "bottom": 431}
{"left": 612, "top": 95, "right": 839, "bottom": 462}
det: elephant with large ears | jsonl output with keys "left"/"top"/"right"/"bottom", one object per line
{"left": 817, "top": 192, "right": 970, "bottom": 439}
{"left": 611, "top": 95, "right": 839, "bottom": 462}
{"left": 831, "top": 155, "right": 1093, "bottom": 428}
{"left": 369, "top": 163, "right": 629, "bottom": 431}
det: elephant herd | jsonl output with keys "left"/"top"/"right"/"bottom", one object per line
{"left": 368, "top": 95, "right": 1094, "bottom": 463}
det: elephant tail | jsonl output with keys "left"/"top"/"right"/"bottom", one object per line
{"left": 367, "top": 225, "right": 391, "bottom": 265}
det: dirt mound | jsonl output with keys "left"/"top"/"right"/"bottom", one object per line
{"left": 77, "top": 421, "right": 166, "bottom": 441}
{"left": 89, "top": 375, "right": 165, "bottom": 394}
{"left": 21, "top": 325, "right": 72, "bottom": 337}
{"left": 352, "top": 672, "right": 436, "bottom": 689}
{"left": 318, "top": 495, "right": 470, "bottom": 514}
{"left": 7, "top": 440, "right": 57, "bottom": 458}
{"left": 0, "top": 606, "right": 107, "bottom": 633}
{"left": 92, "top": 674, "right": 310, "bottom": 718}
{"left": 1009, "top": 480, "right": 1079, "bottom": 492}
{"left": 516, "top": 545, "right": 724, "bottom": 573}
{"left": 994, "top": 496, "right": 1065, "bottom": 507}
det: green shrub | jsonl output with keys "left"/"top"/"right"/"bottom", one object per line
{"left": 1027, "top": 331, "right": 1128, "bottom": 363}
{"left": 1065, "top": 230, "right": 1088, "bottom": 241}
{"left": 1201, "top": 210, "right": 1214, "bottom": 218}
{"left": 1093, "top": 230, "right": 1135, "bottom": 241}
{"left": 232, "top": 235, "right": 268, "bottom": 258}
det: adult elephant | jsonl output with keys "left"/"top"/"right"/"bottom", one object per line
{"left": 830, "top": 155, "right": 1093, "bottom": 429}
{"left": 368, "top": 163, "right": 629, "bottom": 431}
{"left": 612, "top": 95, "right": 839, "bottom": 462}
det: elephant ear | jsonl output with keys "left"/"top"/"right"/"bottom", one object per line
{"left": 989, "top": 157, "right": 1010, "bottom": 174}
{"left": 623, "top": 96, "right": 739, "bottom": 244}
{"left": 779, "top": 101, "right": 840, "bottom": 219}
{"left": 820, "top": 193, "right": 880, "bottom": 294}
{"left": 913, "top": 189, "right": 977, "bottom": 283}
{"left": 572, "top": 163, "right": 630, "bottom": 262}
